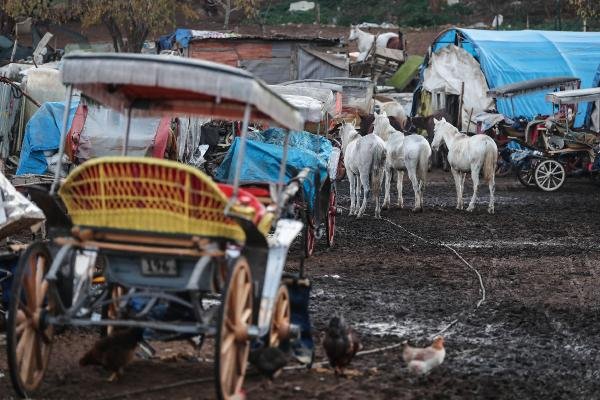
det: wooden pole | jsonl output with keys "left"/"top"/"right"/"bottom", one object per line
{"left": 458, "top": 81, "right": 465, "bottom": 130}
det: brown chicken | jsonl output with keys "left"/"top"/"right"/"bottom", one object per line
{"left": 79, "top": 328, "right": 144, "bottom": 381}
{"left": 402, "top": 336, "right": 445, "bottom": 375}
{"left": 323, "top": 316, "right": 362, "bottom": 376}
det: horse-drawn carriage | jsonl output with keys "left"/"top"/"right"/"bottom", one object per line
{"left": 486, "top": 77, "right": 600, "bottom": 190}
{"left": 3, "top": 53, "right": 327, "bottom": 399}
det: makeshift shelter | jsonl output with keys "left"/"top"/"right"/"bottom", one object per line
{"left": 416, "top": 28, "right": 600, "bottom": 130}
{"left": 16, "top": 99, "right": 172, "bottom": 176}
{"left": 159, "top": 29, "right": 348, "bottom": 84}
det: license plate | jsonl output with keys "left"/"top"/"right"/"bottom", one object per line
{"left": 140, "top": 258, "right": 178, "bottom": 276}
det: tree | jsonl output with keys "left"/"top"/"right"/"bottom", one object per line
{"left": 5, "top": 0, "right": 198, "bottom": 53}
{"left": 213, "top": 0, "right": 240, "bottom": 29}
{"left": 569, "top": 0, "right": 600, "bottom": 30}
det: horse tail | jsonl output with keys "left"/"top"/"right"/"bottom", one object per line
{"left": 417, "top": 140, "right": 431, "bottom": 184}
{"left": 482, "top": 140, "right": 498, "bottom": 183}
{"left": 370, "top": 142, "right": 387, "bottom": 197}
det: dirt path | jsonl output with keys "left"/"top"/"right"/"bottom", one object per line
{"left": 2, "top": 172, "right": 600, "bottom": 399}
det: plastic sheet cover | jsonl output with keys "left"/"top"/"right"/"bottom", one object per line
{"left": 75, "top": 103, "right": 160, "bottom": 162}
{"left": 214, "top": 129, "right": 332, "bottom": 210}
{"left": 16, "top": 99, "right": 79, "bottom": 175}
{"left": 0, "top": 171, "right": 45, "bottom": 239}
{"left": 431, "top": 29, "right": 600, "bottom": 127}
{"left": 423, "top": 45, "right": 494, "bottom": 132}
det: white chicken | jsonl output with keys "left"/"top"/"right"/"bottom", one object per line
{"left": 402, "top": 336, "right": 445, "bottom": 375}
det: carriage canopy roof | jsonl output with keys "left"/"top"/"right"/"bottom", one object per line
{"left": 487, "top": 77, "right": 580, "bottom": 98}
{"left": 431, "top": 28, "right": 600, "bottom": 126}
{"left": 60, "top": 53, "right": 304, "bottom": 131}
{"left": 546, "top": 87, "right": 600, "bottom": 105}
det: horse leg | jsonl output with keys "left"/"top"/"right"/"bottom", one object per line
{"left": 451, "top": 168, "right": 463, "bottom": 210}
{"left": 397, "top": 170, "right": 404, "bottom": 209}
{"left": 407, "top": 167, "right": 421, "bottom": 213}
{"left": 467, "top": 165, "right": 481, "bottom": 212}
{"left": 347, "top": 172, "right": 355, "bottom": 215}
{"left": 357, "top": 172, "right": 371, "bottom": 218}
{"left": 488, "top": 176, "right": 496, "bottom": 214}
{"left": 382, "top": 168, "right": 392, "bottom": 209}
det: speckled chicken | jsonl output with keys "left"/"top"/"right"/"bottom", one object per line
{"left": 402, "top": 336, "right": 445, "bottom": 375}
{"left": 323, "top": 316, "right": 362, "bottom": 375}
{"left": 79, "top": 328, "right": 144, "bottom": 381}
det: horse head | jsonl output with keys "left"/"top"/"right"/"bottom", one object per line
{"left": 431, "top": 117, "right": 449, "bottom": 151}
{"left": 348, "top": 25, "right": 358, "bottom": 41}
{"left": 340, "top": 122, "right": 359, "bottom": 153}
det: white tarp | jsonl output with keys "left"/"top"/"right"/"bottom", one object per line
{"left": 0, "top": 171, "right": 45, "bottom": 239}
{"left": 423, "top": 45, "right": 494, "bottom": 132}
{"left": 280, "top": 94, "right": 324, "bottom": 123}
{"left": 270, "top": 85, "right": 336, "bottom": 117}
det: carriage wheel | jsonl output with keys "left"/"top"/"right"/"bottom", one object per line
{"left": 516, "top": 163, "right": 536, "bottom": 187}
{"left": 6, "top": 242, "right": 54, "bottom": 398}
{"left": 268, "top": 285, "right": 291, "bottom": 348}
{"left": 534, "top": 159, "right": 565, "bottom": 192}
{"left": 326, "top": 189, "right": 336, "bottom": 248}
{"left": 495, "top": 159, "right": 513, "bottom": 177}
{"left": 215, "top": 257, "right": 253, "bottom": 400}
{"left": 303, "top": 215, "right": 316, "bottom": 258}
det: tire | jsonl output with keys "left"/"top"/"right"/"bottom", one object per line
{"left": 534, "top": 159, "right": 566, "bottom": 192}
{"left": 215, "top": 257, "right": 253, "bottom": 400}
{"left": 6, "top": 242, "right": 54, "bottom": 398}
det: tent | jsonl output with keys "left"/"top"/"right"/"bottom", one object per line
{"left": 418, "top": 28, "right": 600, "bottom": 128}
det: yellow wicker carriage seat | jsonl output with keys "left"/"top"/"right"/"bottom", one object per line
{"left": 58, "top": 157, "right": 272, "bottom": 242}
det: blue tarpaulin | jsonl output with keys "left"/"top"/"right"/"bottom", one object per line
{"left": 214, "top": 129, "right": 332, "bottom": 210}
{"left": 16, "top": 100, "right": 79, "bottom": 175}
{"left": 430, "top": 29, "right": 600, "bottom": 127}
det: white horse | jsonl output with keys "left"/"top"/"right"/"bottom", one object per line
{"left": 431, "top": 118, "right": 497, "bottom": 214}
{"left": 373, "top": 112, "right": 431, "bottom": 212}
{"left": 348, "top": 25, "right": 399, "bottom": 62}
{"left": 340, "top": 123, "right": 387, "bottom": 218}
{"left": 375, "top": 99, "right": 407, "bottom": 129}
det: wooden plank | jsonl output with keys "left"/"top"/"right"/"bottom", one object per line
{"left": 374, "top": 47, "right": 405, "bottom": 62}
{"left": 54, "top": 237, "right": 224, "bottom": 258}
{"left": 234, "top": 42, "right": 273, "bottom": 60}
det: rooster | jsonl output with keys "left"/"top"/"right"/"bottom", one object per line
{"left": 402, "top": 336, "right": 445, "bottom": 375}
{"left": 79, "top": 328, "right": 144, "bottom": 381}
{"left": 323, "top": 316, "right": 362, "bottom": 376}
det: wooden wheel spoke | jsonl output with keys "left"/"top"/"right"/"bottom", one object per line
{"left": 16, "top": 309, "right": 27, "bottom": 325}
{"left": 16, "top": 329, "right": 32, "bottom": 365}
{"left": 225, "top": 317, "right": 236, "bottom": 333}
{"left": 222, "top": 349, "right": 235, "bottom": 394}
{"left": 20, "top": 330, "right": 35, "bottom": 384}
{"left": 37, "top": 280, "right": 49, "bottom": 308}
{"left": 24, "top": 272, "right": 37, "bottom": 313}
{"left": 221, "top": 333, "right": 235, "bottom": 355}
{"left": 240, "top": 307, "right": 252, "bottom": 324}
{"left": 33, "top": 334, "right": 44, "bottom": 371}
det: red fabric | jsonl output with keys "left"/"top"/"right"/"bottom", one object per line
{"left": 65, "top": 104, "right": 88, "bottom": 161}
{"left": 152, "top": 117, "right": 172, "bottom": 158}
{"left": 216, "top": 184, "right": 266, "bottom": 224}
{"left": 241, "top": 186, "right": 270, "bottom": 199}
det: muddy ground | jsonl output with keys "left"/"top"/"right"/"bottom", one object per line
{"left": 2, "top": 171, "right": 600, "bottom": 399}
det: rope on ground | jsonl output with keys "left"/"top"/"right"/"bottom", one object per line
{"left": 95, "top": 377, "right": 213, "bottom": 400}
{"left": 338, "top": 205, "right": 486, "bottom": 311}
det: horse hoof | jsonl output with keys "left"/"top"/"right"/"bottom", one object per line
{"left": 466, "top": 207, "right": 474, "bottom": 212}
{"left": 488, "top": 208, "right": 495, "bottom": 214}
